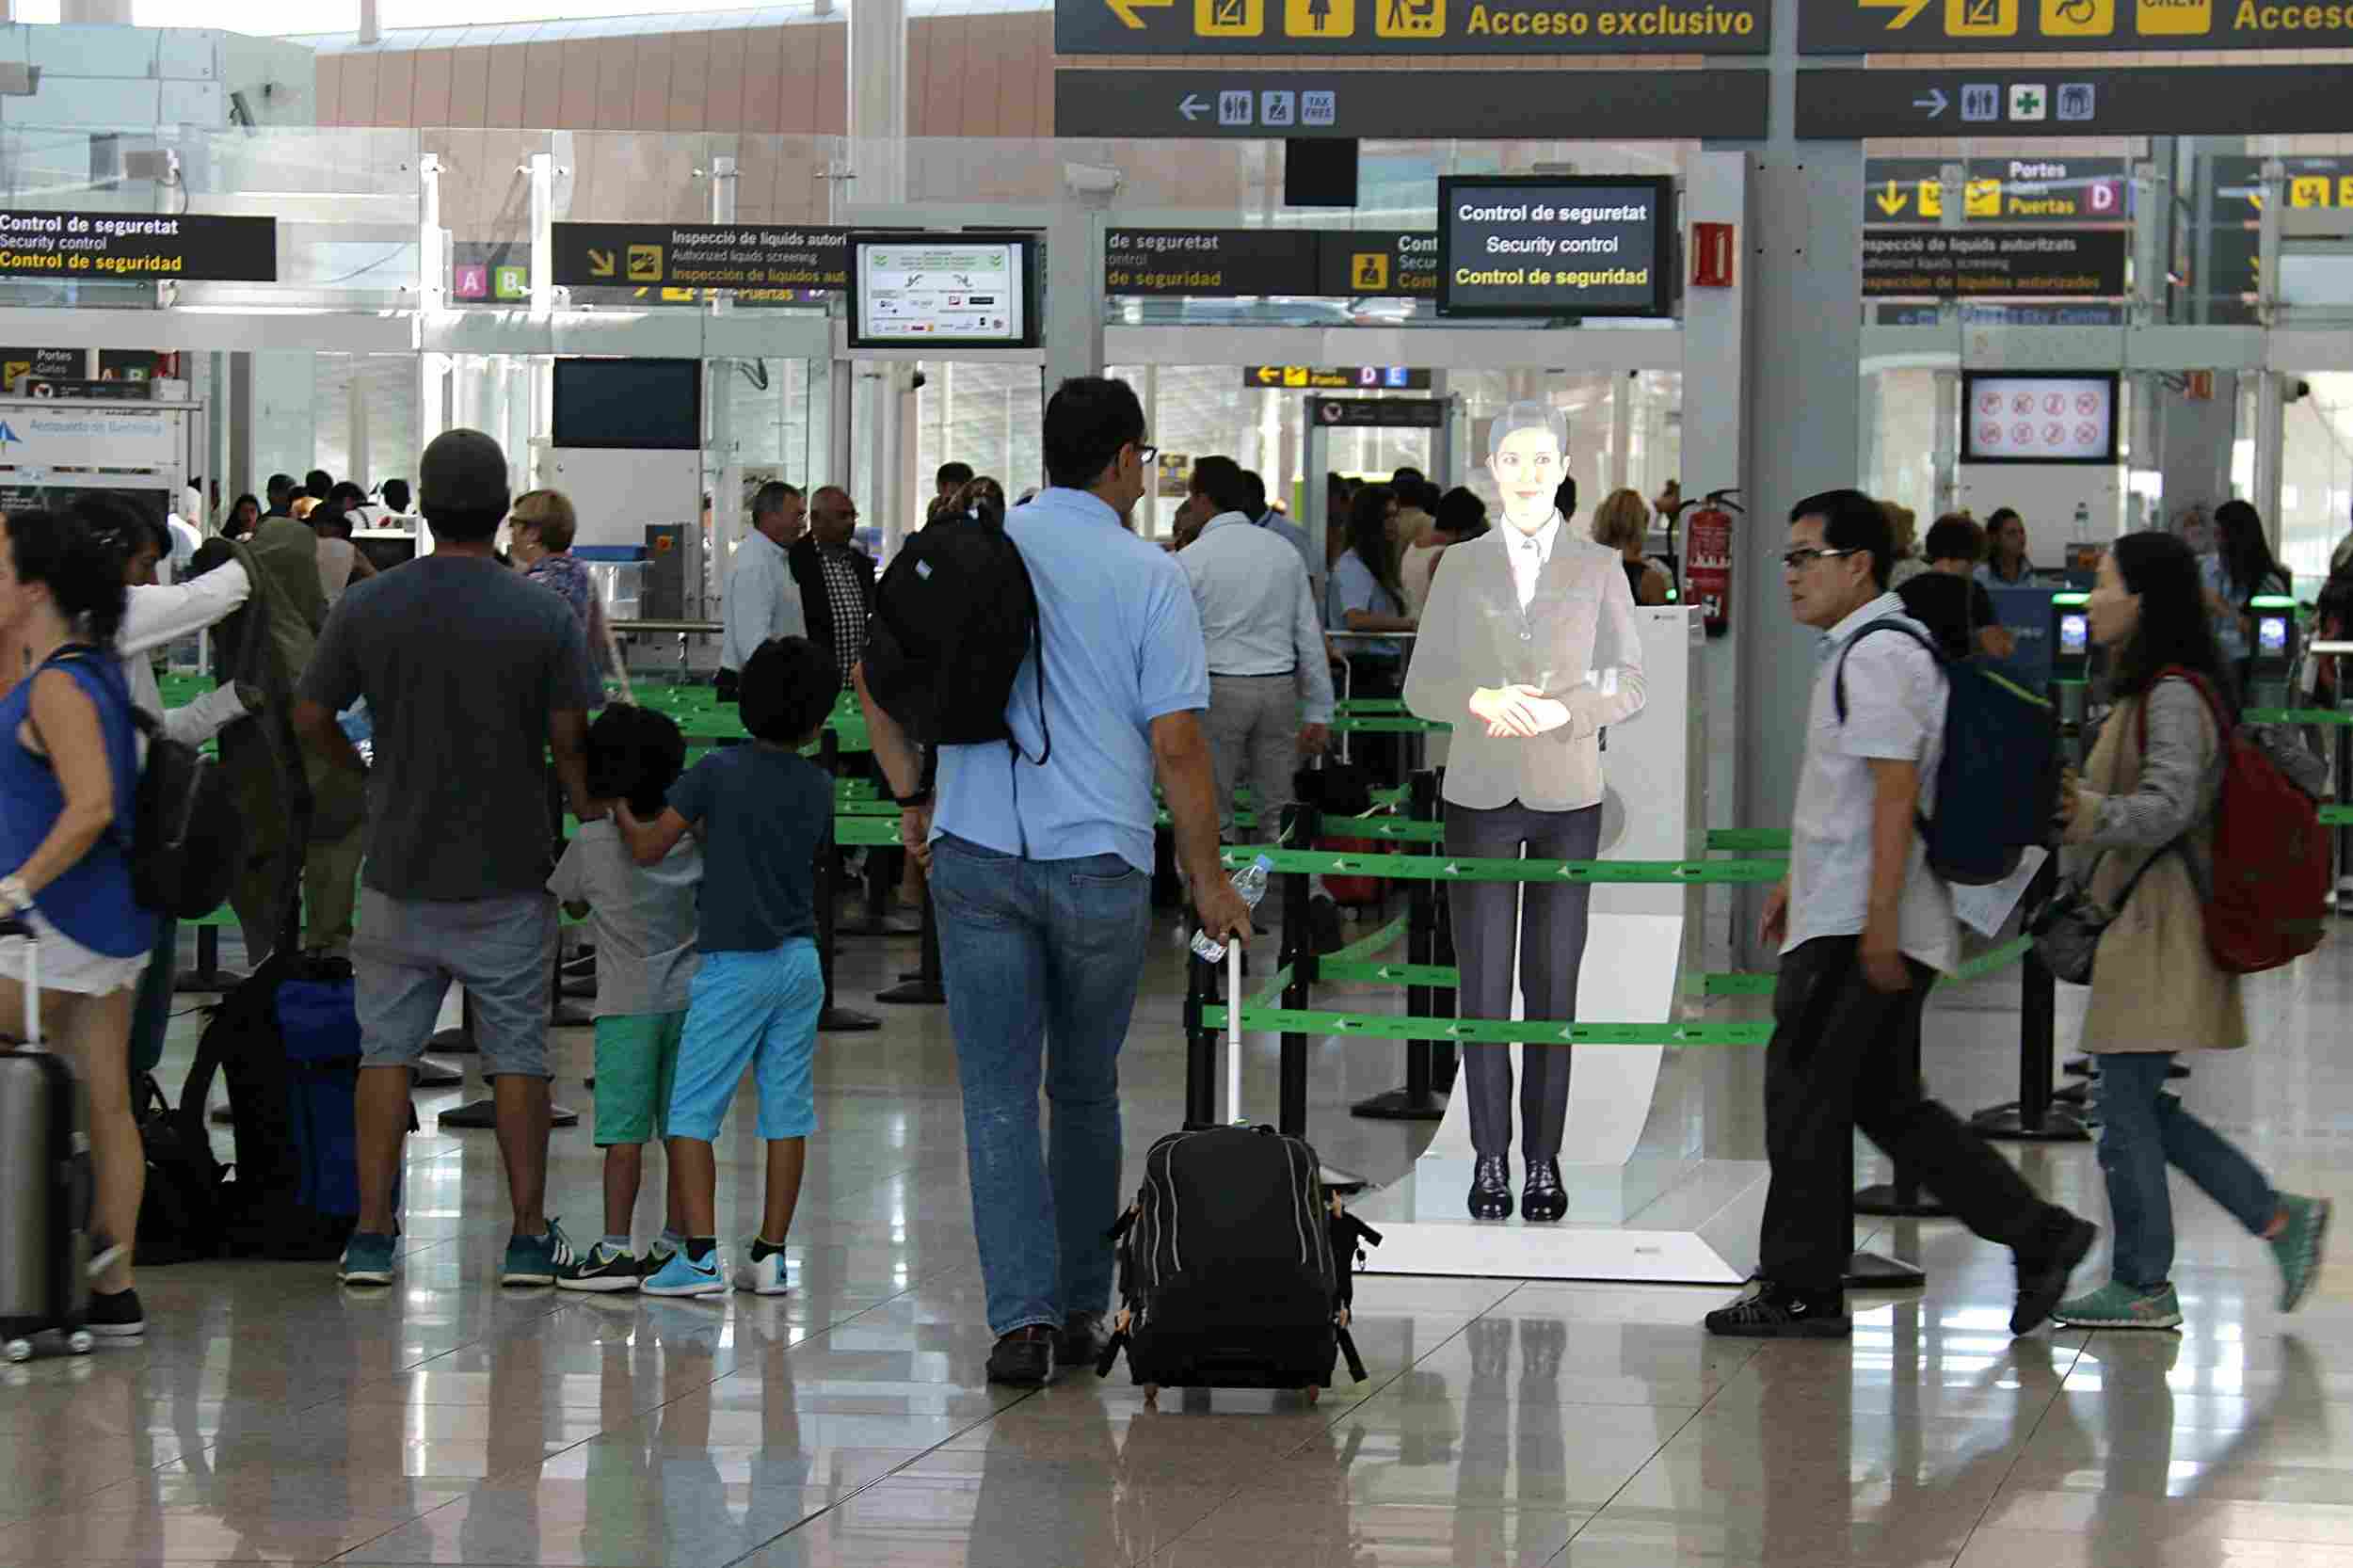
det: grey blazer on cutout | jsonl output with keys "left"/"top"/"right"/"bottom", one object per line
{"left": 1402, "top": 526, "right": 1648, "bottom": 812}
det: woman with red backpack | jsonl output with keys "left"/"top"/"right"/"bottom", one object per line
{"left": 2052, "top": 531, "right": 2329, "bottom": 1330}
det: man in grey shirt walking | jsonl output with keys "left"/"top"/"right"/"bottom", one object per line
{"left": 1177, "top": 456, "right": 1333, "bottom": 850}
{"left": 1705, "top": 488, "right": 2092, "bottom": 1341}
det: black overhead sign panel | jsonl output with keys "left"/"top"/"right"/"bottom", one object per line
{"left": 1862, "top": 229, "right": 2129, "bottom": 297}
{"left": 1056, "top": 0, "right": 1768, "bottom": 55}
{"left": 1863, "top": 156, "right": 2129, "bottom": 226}
{"left": 0, "top": 211, "right": 275, "bottom": 282}
{"left": 1802, "top": 0, "right": 2353, "bottom": 54}
{"left": 1055, "top": 68, "right": 1767, "bottom": 139}
{"left": 1438, "top": 175, "right": 1673, "bottom": 317}
{"left": 552, "top": 222, "right": 851, "bottom": 291}
{"left": 1104, "top": 227, "right": 1440, "bottom": 297}
{"left": 1798, "top": 64, "right": 2353, "bottom": 138}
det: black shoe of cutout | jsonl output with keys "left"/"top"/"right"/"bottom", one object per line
{"left": 1467, "top": 1154, "right": 1513, "bottom": 1221}
{"left": 1058, "top": 1311, "right": 1109, "bottom": 1372}
{"left": 986, "top": 1326, "right": 1059, "bottom": 1386}
{"left": 1522, "top": 1158, "right": 1567, "bottom": 1224}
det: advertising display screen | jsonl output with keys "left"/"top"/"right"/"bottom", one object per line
{"left": 1961, "top": 372, "right": 2118, "bottom": 465}
{"left": 850, "top": 235, "right": 1037, "bottom": 349}
{"left": 552, "top": 359, "right": 701, "bottom": 451}
{"left": 1436, "top": 175, "right": 1672, "bottom": 317}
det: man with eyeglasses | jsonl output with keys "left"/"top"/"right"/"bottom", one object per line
{"left": 1705, "top": 488, "right": 2093, "bottom": 1341}
{"left": 856, "top": 376, "right": 1251, "bottom": 1389}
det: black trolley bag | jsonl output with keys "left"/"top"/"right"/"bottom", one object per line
{"left": 0, "top": 920, "right": 98, "bottom": 1361}
{"left": 1097, "top": 1124, "right": 1381, "bottom": 1401}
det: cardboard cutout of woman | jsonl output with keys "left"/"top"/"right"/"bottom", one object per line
{"left": 1402, "top": 402, "right": 1648, "bottom": 1222}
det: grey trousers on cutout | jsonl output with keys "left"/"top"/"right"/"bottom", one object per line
{"left": 1445, "top": 799, "right": 1603, "bottom": 1161}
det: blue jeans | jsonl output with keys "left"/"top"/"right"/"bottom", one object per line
{"left": 2095, "top": 1051, "right": 2277, "bottom": 1288}
{"left": 929, "top": 834, "right": 1154, "bottom": 1338}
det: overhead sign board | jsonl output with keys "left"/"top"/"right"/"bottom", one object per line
{"left": 0, "top": 211, "right": 274, "bottom": 282}
{"left": 1863, "top": 155, "right": 2129, "bottom": 225}
{"left": 1057, "top": 0, "right": 1767, "bottom": 54}
{"left": 1105, "top": 227, "right": 1439, "bottom": 297}
{"left": 1799, "top": 65, "right": 2353, "bottom": 138}
{"left": 0, "top": 347, "right": 81, "bottom": 389}
{"left": 1056, "top": 68, "right": 1767, "bottom": 139}
{"left": 552, "top": 222, "right": 850, "bottom": 291}
{"left": 1437, "top": 174, "right": 1673, "bottom": 317}
{"left": 1310, "top": 396, "right": 1448, "bottom": 428}
{"left": 2198, "top": 152, "right": 2353, "bottom": 324}
{"left": 1862, "top": 228, "right": 2129, "bottom": 296}
{"left": 1245, "top": 365, "right": 1433, "bottom": 390}
{"left": 1803, "top": 0, "right": 2353, "bottom": 54}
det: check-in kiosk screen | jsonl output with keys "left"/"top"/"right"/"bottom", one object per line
{"left": 1436, "top": 175, "right": 1672, "bottom": 318}
{"left": 850, "top": 236, "right": 1035, "bottom": 349}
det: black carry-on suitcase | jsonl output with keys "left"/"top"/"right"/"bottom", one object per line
{"left": 0, "top": 919, "right": 97, "bottom": 1362}
{"left": 1097, "top": 1124, "right": 1380, "bottom": 1403}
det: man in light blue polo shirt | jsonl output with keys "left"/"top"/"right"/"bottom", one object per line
{"left": 859, "top": 376, "right": 1252, "bottom": 1388}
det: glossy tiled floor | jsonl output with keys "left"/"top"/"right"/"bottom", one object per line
{"left": 33, "top": 902, "right": 2353, "bottom": 1567}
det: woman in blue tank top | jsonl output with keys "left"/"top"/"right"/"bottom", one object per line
{"left": 0, "top": 508, "right": 154, "bottom": 1339}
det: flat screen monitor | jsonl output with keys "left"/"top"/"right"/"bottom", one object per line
{"left": 352, "top": 529, "right": 416, "bottom": 573}
{"left": 848, "top": 234, "right": 1038, "bottom": 349}
{"left": 1436, "top": 174, "right": 1673, "bottom": 319}
{"left": 552, "top": 358, "right": 700, "bottom": 451}
{"left": 1961, "top": 372, "right": 2118, "bottom": 465}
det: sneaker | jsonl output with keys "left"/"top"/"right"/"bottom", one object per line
{"left": 502, "top": 1219, "right": 573, "bottom": 1288}
{"left": 642, "top": 1247, "right": 728, "bottom": 1298}
{"left": 734, "top": 1245, "right": 790, "bottom": 1296}
{"left": 338, "top": 1230, "right": 397, "bottom": 1287}
{"left": 2271, "top": 1193, "right": 2331, "bottom": 1313}
{"left": 1704, "top": 1281, "right": 1851, "bottom": 1339}
{"left": 2053, "top": 1280, "right": 2184, "bottom": 1330}
{"left": 986, "top": 1325, "right": 1059, "bottom": 1386}
{"left": 646, "top": 1235, "right": 680, "bottom": 1273}
{"left": 554, "top": 1240, "right": 642, "bottom": 1294}
{"left": 1058, "top": 1310, "right": 1110, "bottom": 1372}
{"left": 86, "top": 1287, "right": 143, "bottom": 1339}
{"left": 2011, "top": 1214, "right": 2100, "bottom": 1336}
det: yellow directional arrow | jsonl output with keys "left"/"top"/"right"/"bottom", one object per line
{"left": 1107, "top": 0, "right": 1173, "bottom": 27}
{"left": 587, "top": 248, "right": 616, "bottom": 279}
{"left": 1860, "top": 0, "right": 1932, "bottom": 25}
{"left": 1875, "top": 180, "right": 1909, "bottom": 216}
{"left": 1256, "top": 365, "right": 1282, "bottom": 385}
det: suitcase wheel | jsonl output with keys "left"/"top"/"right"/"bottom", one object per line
{"left": 3, "top": 1338, "right": 30, "bottom": 1364}
{"left": 66, "top": 1331, "right": 92, "bottom": 1355}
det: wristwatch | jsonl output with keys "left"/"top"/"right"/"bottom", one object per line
{"left": 894, "top": 787, "right": 934, "bottom": 809}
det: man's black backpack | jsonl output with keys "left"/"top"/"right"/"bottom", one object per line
{"left": 1096, "top": 1125, "right": 1379, "bottom": 1397}
{"left": 124, "top": 708, "right": 243, "bottom": 919}
{"left": 863, "top": 499, "right": 1048, "bottom": 761}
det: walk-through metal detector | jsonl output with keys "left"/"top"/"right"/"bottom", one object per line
{"left": 1300, "top": 392, "right": 1457, "bottom": 567}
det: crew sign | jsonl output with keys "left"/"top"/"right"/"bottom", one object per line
{"left": 1801, "top": 0, "right": 2353, "bottom": 53}
{"left": 0, "top": 211, "right": 275, "bottom": 282}
{"left": 1055, "top": 0, "right": 1767, "bottom": 54}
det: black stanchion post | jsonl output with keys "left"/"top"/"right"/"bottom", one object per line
{"left": 1972, "top": 682, "right": 2089, "bottom": 1143}
{"left": 1183, "top": 951, "right": 1216, "bottom": 1129}
{"left": 876, "top": 875, "right": 945, "bottom": 1005}
{"left": 1352, "top": 768, "right": 1447, "bottom": 1122}
{"left": 1278, "top": 800, "right": 1315, "bottom": 1142}
{"left": 816, "top": 729, "right": 880, "bottom": 1034}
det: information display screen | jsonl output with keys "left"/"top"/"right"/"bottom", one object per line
{"left": 850, "top": 235, "right": 1037, "bottom": 349}
{"left": 1435, "top": 175, "right": 1672, "bottom": 318}
{"left": 552, "top": 358, "right": 700, "bottom": 451}
{"left": 1961, "top": 372, "right": 2118, "bottom": 465}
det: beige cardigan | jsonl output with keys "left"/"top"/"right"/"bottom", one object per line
{"left": 2063, "top": 678, "right": 2246, "bottom": 1053}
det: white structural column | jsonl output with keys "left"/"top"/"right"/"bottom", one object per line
{"left": 849, "top": 0, "right": 911, "bottom": 546}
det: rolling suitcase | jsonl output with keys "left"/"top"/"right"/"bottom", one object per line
{"left": 0, "top": 920, "right": 97, "bottom": 1362}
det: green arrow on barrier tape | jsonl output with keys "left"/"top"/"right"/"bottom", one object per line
{"left": 1706, "top": 827, "right": 1792, "bottom": 853}
{"left": 1218, "top": 846, "right": 1787, "bottom": 884}
{"left": 1331, "top": 715, "right": 1451, "bottom": 734}
{"left": 2322, "top": 805, "right": 2353, "bottom": 827}
{"left": 1200, "top": 1005, "right": 1773, "bottom": 1047}
{"left": 2247, "top": 708, "right": 2353, "bottom": 725}
{"left": 1352, "top": 818, "right": 1446, "bottom": 843}
{"left": 832, "top": 815, "right": 902, "bottom": 847}
{"left": 1335, "top": 697, "right": 1411, "bottom": 714}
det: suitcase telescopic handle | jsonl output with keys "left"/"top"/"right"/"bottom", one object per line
{"left": 0, "top": 917, "right": 32, "bottom": 1043}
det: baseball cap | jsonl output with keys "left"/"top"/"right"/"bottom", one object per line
{"left": 418, "top": 428, "right": 510, "bottom": 518}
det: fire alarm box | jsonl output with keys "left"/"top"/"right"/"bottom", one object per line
{"left": 1690, "top": 221, "right": 1735, "bottom": 289}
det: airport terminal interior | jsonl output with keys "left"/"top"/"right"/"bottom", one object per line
{"left": 9, "top": 0, "right": 2353, "bottom": 1563}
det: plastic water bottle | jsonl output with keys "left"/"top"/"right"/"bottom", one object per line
{"left": 1189, "top": 856, "right": 1275, "bottom": 964}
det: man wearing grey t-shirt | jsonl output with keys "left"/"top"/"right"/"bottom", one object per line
{"left": 1705, "top": 488, "right": 2091, "bottom": 1343}
{"left": 295, "top": 428, "right": 600, "bottom": 1293}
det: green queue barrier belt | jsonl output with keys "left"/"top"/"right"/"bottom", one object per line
{"left": 1218, "top": 846, "right": 1789, "bottom": 885}
{"left": 2248, "top": 708, "right": 2353, "bottom": 725}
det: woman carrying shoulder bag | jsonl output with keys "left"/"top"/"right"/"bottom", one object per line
{"left": 2051, "top": 531, "right": 2329, "bottom": 1330}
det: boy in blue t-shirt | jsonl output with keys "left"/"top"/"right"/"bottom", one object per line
{"left": 621, "top": 637, "right": 839, "bottom": 1298}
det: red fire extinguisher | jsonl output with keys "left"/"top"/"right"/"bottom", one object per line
{"left": 1682, "top": 488, "right": 1742, "bottom": 639}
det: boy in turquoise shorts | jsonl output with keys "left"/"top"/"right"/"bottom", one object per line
{"left": 549, "top": 705, "right": 703, "bottom": 1291}
{"left": 621, "top": 636, "right": 839, "bottom": 1298}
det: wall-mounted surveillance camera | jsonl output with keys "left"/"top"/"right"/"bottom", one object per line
{"left": 1063, "top": 162, "right": 1123, "bottom": 197}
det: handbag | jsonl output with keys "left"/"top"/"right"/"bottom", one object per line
{"left": 2028, "top": 843, "right": 2178, "bottom": 984}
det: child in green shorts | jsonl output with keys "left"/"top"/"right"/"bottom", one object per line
{"left": 548, "top": 705, "right": 703, "bottom": 1291}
